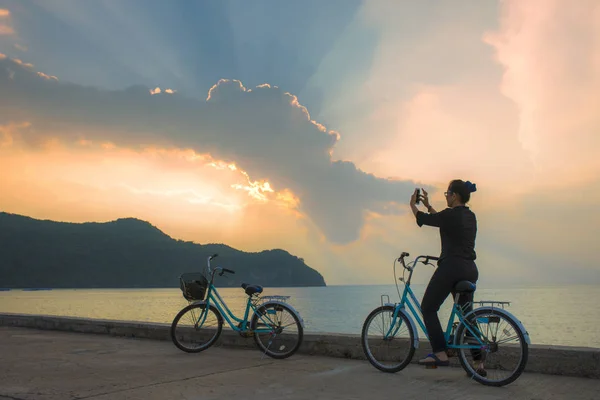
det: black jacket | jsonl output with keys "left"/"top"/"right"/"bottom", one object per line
{"left": 416, "top": 205, "right": 477, "bottom": 262}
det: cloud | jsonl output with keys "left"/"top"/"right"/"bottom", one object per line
{"left": 366, "top": 83, "right": 533, "bottom": 188}
{"left": 0, "top": 135, "right": 317, "bottom": 280}
{"left": 0, "top": 8, "right": 13, "bottom": 35}
{"left": 0, "top": 25, "right": 12, "bottom": 35}
{"left": 484, "top": 0, "right": 600, "bottom": 186}
{"left": 149, "top": 86, "right": 176, "bottom": 95}
{"left": 0, "top": 121, "right": 31, "bottom": 147}
{"left": 0, "top": 55, "right": 423, "bottom": 244}
{"left": 0, "top": 136, "right": 264, "bottom": 216}
{"left": 2, "top": 1, "right": 598, "bottom": 287}
{"left": 11, "top": 58, "right": 34, "bottom": 69}
{"left": 13, "top": 44, "right": 27, "bottom": 52}
{"left": 314, "top": 0, "right": 600, "bottom": 285}
{"left": 37, "top": 71, "right": 58, "bottom": 81}
{"left": 317, "top": 1, "right": 502, "bottom": 165}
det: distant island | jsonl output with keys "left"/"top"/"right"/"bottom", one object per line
{"left": 0, "top": 212, "right": 326, "bottom": 289}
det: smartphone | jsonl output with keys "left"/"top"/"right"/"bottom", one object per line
{"left": 415, "top": 188, "right": 420, "bottom": 204}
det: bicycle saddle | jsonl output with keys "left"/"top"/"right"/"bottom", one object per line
{"left": 241, "top": 283, "right": 263, "bottom": 296}
{"left": 454, "top": 280, "right": 476, "bottom": 293}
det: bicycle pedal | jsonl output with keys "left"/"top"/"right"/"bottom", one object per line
{"left": 425, "top": 365, "right": 438, "bottom": 370}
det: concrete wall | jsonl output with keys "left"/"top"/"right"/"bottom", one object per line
{"left": 1, "top": 312, "right": 598, "bottom": 379}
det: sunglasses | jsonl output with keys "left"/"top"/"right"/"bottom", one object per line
{"left": 444, "top": 191, "right": 454, "bottom": 196}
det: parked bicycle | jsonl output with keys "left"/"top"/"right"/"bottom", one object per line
{"left": 171, "top": 254, "right": 304, "bottom": 359}
{"left": 361, "top": 252, "right": 530, "bottom": 387}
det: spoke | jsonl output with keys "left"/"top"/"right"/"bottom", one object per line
{"left": 495, "top": 335, "right": 520, "bottom": 345}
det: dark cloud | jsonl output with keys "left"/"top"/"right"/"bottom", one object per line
{"left": 0, "top": 56, "right": 428, "bottom": 243}
{"left": 2, "top": 0, "right": 372, "bottom": 116}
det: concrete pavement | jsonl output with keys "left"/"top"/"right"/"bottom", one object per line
{"left": 3, "top": 313, "right": 599, "bottom": 379}
{"left": 1, "top": 327, "right": 598, "bottom": 400}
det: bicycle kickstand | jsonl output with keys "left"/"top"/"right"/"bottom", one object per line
{"left": 260, "top": 334, "right": 276, "bottom": 360}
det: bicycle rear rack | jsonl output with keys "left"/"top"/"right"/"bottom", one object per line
{"left": 475, "top": 300, "right": 511, "bottom": 309}
{"left": 253, "top": 295, "right": 291, "bottom": 306}
{"left": 380, "top": 294, "right": 390, "bottom": 307}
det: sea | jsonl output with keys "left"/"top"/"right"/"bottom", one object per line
{"left": 1, "top": 284, "right": 599, "bottom": 349}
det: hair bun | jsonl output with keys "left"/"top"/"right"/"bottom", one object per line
{"left": 465, "top": 181, "right": 477, "bottom": 193}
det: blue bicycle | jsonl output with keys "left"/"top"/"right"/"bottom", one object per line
{"left": 361, "top": 252, "right": 530, "bottom": 387}
{"left": 171, "top": 254, "right": 304, "bottom": 359}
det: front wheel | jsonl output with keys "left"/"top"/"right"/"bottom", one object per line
{"left": 455, "top": 308, "right": 528, "bottom": 386}
{"left": 250, "top": 302, "right": 303, "bottom": 359}
{"left": 171, "top": 303, "right": 223, "bottom": 353}
{"left": 361, "top": 305, "right": 416, "bottom": 372}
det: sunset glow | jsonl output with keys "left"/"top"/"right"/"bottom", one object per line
{"left": 1, "top": 0, "right": 598, "bottom": 285}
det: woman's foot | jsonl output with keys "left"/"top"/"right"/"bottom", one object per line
{"left": 418, "top": 352, "right": 450, "bottom": 367}
{"left": 466, "top": 366, "right": 488, "bottom": 378}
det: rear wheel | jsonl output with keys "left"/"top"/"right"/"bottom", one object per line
{"left": 250, "top": 302, "right": 303, "bottom": 359}
{"left": 171, "top": 303, "right": 223, "bottom": 353}
{"left": 361, "top": 305, "right": 415, "bottom": 372}
{"left": 456, "top": 308, "right": 528, "bottom": 386}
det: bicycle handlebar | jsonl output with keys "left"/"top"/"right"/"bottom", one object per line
{"left": 206, "top": 254, "right": 236, "bottom": 277}
{"left": 397, "top": 252, "right": 439, "bottom": 271}
{"left": 207, "top": 254, "right": 218, "bottom": 272}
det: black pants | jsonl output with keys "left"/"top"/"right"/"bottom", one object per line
{"left": 421, "top": 257, "right": 479, "bottom": 354}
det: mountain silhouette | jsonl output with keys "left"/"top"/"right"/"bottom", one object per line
{"left": 0, "top": 212, "right": 326, "bottom": 288}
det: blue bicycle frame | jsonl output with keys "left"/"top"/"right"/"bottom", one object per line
{"left": 386, "top": 254, "right": 487, "bottom": 351}
{"left": 193, "top": 261, "right": 283, "bottom": 335}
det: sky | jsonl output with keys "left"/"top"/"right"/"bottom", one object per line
{"left": 0, "top": 0, "right": 599, "bottom": 287}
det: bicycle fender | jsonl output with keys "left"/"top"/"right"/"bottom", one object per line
{"left": 384, "top": 303, "right": 420, "bottom": 349}
{"left": 462, "top": 306, "right": 531, "bottom": 345}
{"left": 258, "top": 300, "right": 305, "bottom": 329}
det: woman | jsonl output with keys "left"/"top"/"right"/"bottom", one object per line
{"left": 409, "top": 179, "right": 479, "bottom": 367}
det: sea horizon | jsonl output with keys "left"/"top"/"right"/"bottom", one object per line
{"left": 2, "top": 284, "right": 599, "bottom": 349}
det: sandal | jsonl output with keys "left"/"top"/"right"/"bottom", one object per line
{"left": 418, "top": 353, "right": 450, "bottom": 367}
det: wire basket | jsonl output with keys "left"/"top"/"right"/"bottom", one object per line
{"left": 179, "top": 272, "right": 209, "bottom": 302}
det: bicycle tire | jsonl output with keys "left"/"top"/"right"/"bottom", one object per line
{"left": 361, "top": 305, "right": 415, "bottom": 373}
{"left": 171, "top": 303, "right": 223, "bottom": 353}
{"left": 250, "top": 302, "right": 303, "bottom": 359}
{"left": 455, "top": 308, "right": 528, "bottom": 387}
